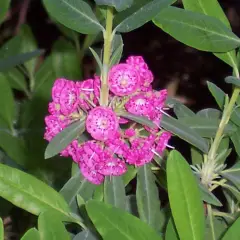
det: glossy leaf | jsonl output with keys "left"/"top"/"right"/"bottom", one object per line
{"left": 38, "top": 211, "right": 70, "bottom": 240}
{"left": 0, "top": 217, "right": 3, "bottom": 240}
{"left": 118, "top": 111, "right": 156, "bottom": 128}
{"left": 222, "top": 216, "right": 240, "bottom": 240}
{"left": 4, "top": 68, "right": 28, "bottom": 93}
{"left": 0, "top": 163, "right": 72, "bottom": 221}
{"left": 104, "top": 176, "right": 126, "bottom": 209}
{"left": 221, "top": 161, "right": 240, "bottom": 190}
{"left": 0, "top": 50, "right": 44, "bottom": 72}
{"left": 115, "top": 0, "right": 176, "bottom": 33}
{"left": 94, "top": 0, "right": 133, "bottom": 12}
{"left": 0, "top": 74, "right": 15, "bottom": 129}
{"left": 179, "top": 116, "right": 236, "bottom": 137}
{"left": 136, "top": 164, "right": 162, "bottom": 231}
{"left": 161, "top": 115, "right": 209, "bottom": 153}
{"left": 225, "top": 76, "right": 240, "bottom": 87}
{"left": 181, "top": 0, "right": 238, "bottom": 69}
{"left": 43, "top": 0, "right": 104, "bottom": 34}
{"left": 0, "top": 0, "right": 10, "bottom": 24}
{"left": 52, "top": 39, "right": 82, "bottom": 79}
{"left": 167, "top": 150, "right": 205, "bottom": 240}
{"left": 153, "top": 7, "right": 240, "bottom": 52}
{"left": 60, "top": 171, "right": 96, "bottom": 213}
{"left": 21, "top": 228, "right": 40, "bottom": 240}
{"left": 73, "top": 230, "right": 98, "bottom": 240}
{"left": 45, "top": 119, "right": 85, "bottom": 159}
{"left": 86, "top": 200, "right": 163, "bottom": 240}
{"left": 165, "top": 218, "right": 179, "bottom": 240}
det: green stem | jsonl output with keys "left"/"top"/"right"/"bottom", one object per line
{"left": 208, "top": 68, "right": 240, "bottom": 163}
{"left": 207, "top": 204, "right": 216, "bottom": 240}
{"left": 100, "top": 7, "right": 114, "bottom": 106}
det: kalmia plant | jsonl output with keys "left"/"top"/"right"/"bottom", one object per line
{"left": 0, "top": 0, "right": 240, "bottom": 239}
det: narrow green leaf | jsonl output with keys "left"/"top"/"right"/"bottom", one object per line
{"left": 89, "top": 47, "right": 103, "bottom": 71}
{"left": 225, "top": 76, "right": 240, "bottom": 87}
{"left": 94, "top": 0, "right": 133, "bottom": 12}
{"left": 0, "top": 217, "right": 3, "bottom": 240}
{"left": 122, "top": 165, "right": 138, "bottom": 186}
{"left": 179, "top": 116, "right": 236, "bottom": 137}
{"left": 115, "top": 0, "right": 176, "bottom": 33}
{"left": 86, "top": 200, "right": 163, "bottom": 240}
{"left": 118, "top": 111, "right": 156, "bottom": 128}
{"left": 207, "top": 81, "right": 225, "bottom": 109}
{"left": 52, "top": 39, "right": 82, "bottom": 79}
{"left": 60, "top": 171, "right": 96, "bottom": 213}
{"left": 161, "top": 115, "right": 209, "bottom": 153}
{"left": 73, "top": 230, "right": 98, "bottom": 240}
{"left": 222, "top": 216, "right": 240, "bottom": 240}
{"left": 167, "top": 150, "right": 205, "bottom": 240}
{"left": 0, "top": 74, "right": 15, "bottom": 129}
{"left": 222, "top": 184, "right": 240, "bottom": 202}
{"left": 153, "top": 7, "right": 240, "bottom": 52}
{"left": 0, "top": 0, "right": 10, "bottom": 24}
{"left": 165, "top": 218, "right": 179, "bottom": 240}
{"left": 0, "top": 50, "right": 44, "bottom": 72}
{"left": 205, "top": 217, "right": 227, "bottom": 240}
{"left": 38, "top": 211, "right": 71, "bottom": 240}
{"left": 173, "top": 101, "right": 195, "bottom": 119}
{"left": 21, "top": 228, "right": 40, "bottom": 240}
{"left": 231, "top": 130, "right": 240, "bottom": 157}
{"left": 221, "top": 162, "right": 240, "bottom": 190}
{"left": 4, "top": 69, "right": 28, "bottom": 93}
{"left": 104, "top": 176, "right": 126, "bottom": 209}
{"left": 136, "top": 164, "right": 161, "bottom": 231}
{"left": 0, "top": 163, "right": 72, "bottom": 221}
{"left": 43, "top": 0, "right": 104, "bottom": 34}
{"left": 110, "top": 43, "right": 124, "bottom": 67}
{"left": 45, "top": 119, "right": 86, "bottom": 159}
{"left": 197, "top": 108, "right": 221, "bottom": 119}
{"left": 191, "top": 147, "right": 203, "bottom": 165}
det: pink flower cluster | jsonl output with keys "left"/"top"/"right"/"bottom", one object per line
{"left": 44, "top": 56, "right": 172, "bottom": 184}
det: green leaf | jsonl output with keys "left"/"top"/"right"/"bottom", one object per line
{"left": 94, "top": 0, "right": 133, "bottom": 12}
{"left": 197, "top": 108, "right": 221, "bottom": 119}
{"left": 225, "top": 76, "right": 240, "bottom": 87}
{"left": 115, "top": 0, "right": 176, "bottom": 33}
{"left": 173, "top": 101, "right": 195, "bottom": 119}
{"left": 21, "top": 228, "right": 40, "bottom": 240}
{"left": 0, "top": 50, "right": 44, "bottom": 72}
{"left": 122, "top": 165, "right": 138, "bottom": 186}
{"left": 86, "top": 200, "right": 163, "bottom": 240}
{"left": 0, "top": 163, "right": 72, "bottom": 221}
{"left": 4, "top": 68, "right": 28, "bottom": 93}
{"left": 43, "top": 0, "right": 104, "bottom": 34}
{"left": 0, "top": 0, "right": 10, "bottom": 24}
{"left": 38, "top": 211, "right": 71, "bottom": 240}
{"left": 222, "top": 216, "right": 240, "bottom": 240}
{"left": 45, "top": 119, "right": 86, "bottom": 159}
{"left": 153, "top": 7, "right": 240, "bottom": 52}
{"left": 0, "top": 74, "right": 15, "bottom": 129}
{"left": 136, "top": 164, "right": 162, "bottom": 231}
{"left": 110, "top": 43, "right": 124, "bottom": 67}
{"left": 165, "top": 218, "right": 179, "bottom": 240}
{"left": 60, "top": 171, "right": 96, "bottom": 213}
{"left": 231, "top": 129, "right": 240, "bottom": 157}
{"left": 104, "top": 176, "right": 126, "bottom": 209}
{"left": 222, "top": 184, "right": 240, "bottom": 202}
{"left": 161, "top": 115, "right": 209, "bottom": 153}
{"left": 216, "top": 137, "right": 231, "bottom": 164}
{"left": 125, "top": 195, "right": 138, "bottom": 217}
{"left": 0, "top": 217, "right": 3, "bottom": 240}
{"left": 207, "top": 81, "right": 225, "bottom": 109}
{"left": 199, "top": 182, "right": 222, "bottom": 207}
{"left": 89, "top": 47, "right": 103, "bottom": 71}
{"left": 19, "top": 25, "right": 38, "bottom": 77}
{"left": 118, "top": 111, "right": 156, "bottom": 128}
{"left": 0, "top": 35, "right": 22, "bottom": 58}
{"left": 221, "top": 162, "right": 240, "bottom": 190}
{"left": 205, "top": 217, "right": 227, "bottom": 240}
{"left": 0, "top": 132, "right": 28, "bottom": 166}
{"left": 52, "top": 39, "right": 82, "bottom": 79}
{"left": 167, "top": 150, "right": 205, "bottom": 240}
{"left": 181, "top": 0, "right": 238, "bottom": 68}
{"left": 191, "top": 147, "right": 203, "bottom": 165}
{"left": 179, "top": 116, "right": 236, "bottom": 137}
{"left": 73, "top": 230, "right": 98, "bottom": 240}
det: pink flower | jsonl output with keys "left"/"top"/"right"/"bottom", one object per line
{"left": 109, "top": 64, "right": 140, "bottom": 96}
{"left": 125, "top": 93, "right": 155, "bottom": 119}
{"left": 59, "top": 81, "right": 79, "bottom": 115}
{"left": 52, "top": 78, "right": 68, "bottom": 103}
{"left": 126, "top": 56, "right": 153, "bottom": 91}
{"left": 98, "top": 151, "right": 127, "bottom": 176}
{"left": 125, "top": 128, "right": 136, "bottom": 138}
{"left": 86, "top": 107, "right": 119, "bottom": 141}
{"left": 48, "top": 102, "right": 61, "bottom": 115}
{"left": 155, "top": 132, "right": 171, "bottom": 155}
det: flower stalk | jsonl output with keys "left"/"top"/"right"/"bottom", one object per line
{"left": 100, "top": 6, "right": 114, "bottom": 106}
